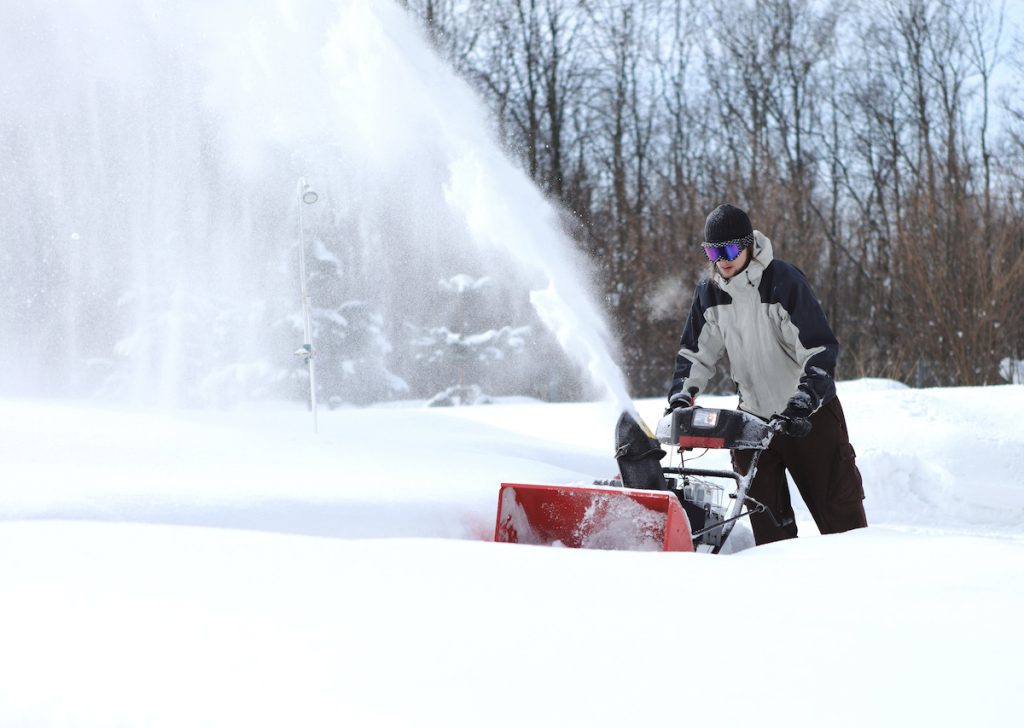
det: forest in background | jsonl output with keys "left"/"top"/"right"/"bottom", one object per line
{"left": 399, "top": 0, "right": 1024, "bottom": 394}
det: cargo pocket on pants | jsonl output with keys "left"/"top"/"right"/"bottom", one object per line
{"left": 829, "top": 443, "right": 865, "bottom": 503}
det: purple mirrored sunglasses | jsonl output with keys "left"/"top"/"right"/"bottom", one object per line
{"left": 701, "top": 234, "right": 753, "bottom": 263}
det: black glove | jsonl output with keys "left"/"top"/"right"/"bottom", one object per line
{"left": 780, "top": 391, "right": 814, "bottom": 419}
{"left": 773, "top": 415, "right": 812, "bottom": 438}
{"left": 772, "top": 391, "right": 815, "bottom": 438}
{"left": 665, "top": 387, "right": 698, "bottom": 416}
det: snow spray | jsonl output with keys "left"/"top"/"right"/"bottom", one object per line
{"left": 0, "top": 0, "right": 635, "bottom": 411}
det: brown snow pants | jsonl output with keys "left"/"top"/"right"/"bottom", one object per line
{"left": 732, "top": 396, "right": 867, "bottom": 545}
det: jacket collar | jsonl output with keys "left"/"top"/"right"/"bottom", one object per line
{"left": 714, "top": 230, "right": 773, "bottom": 290}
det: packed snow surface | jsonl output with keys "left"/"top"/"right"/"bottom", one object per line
{"left": 1, "top": 381, "right": 1022, "bottom": 726}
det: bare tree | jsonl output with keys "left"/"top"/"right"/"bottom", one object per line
{"left": 397, "top": 0, "right": 1024, "bottom": 395}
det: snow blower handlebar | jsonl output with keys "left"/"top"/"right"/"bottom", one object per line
{"left": 656, "top": 406, "right": 782, "bottom": 451}
{"left": 662, "top": 466, "right": 740, "bottom": 483}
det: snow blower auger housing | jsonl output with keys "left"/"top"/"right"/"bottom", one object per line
{"left": 494, "top": 483, "right": 695, "bottom": 552}
{"left": 493, "top": 407, "right": 781, "bottom": 554}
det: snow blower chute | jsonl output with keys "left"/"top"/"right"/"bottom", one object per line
{"left": 493, "top": 406, "right": 782, "bottom": 554}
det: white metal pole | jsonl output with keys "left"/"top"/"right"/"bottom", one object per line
{"left": 297, "top": 177, "right": 318, "bottom": 433}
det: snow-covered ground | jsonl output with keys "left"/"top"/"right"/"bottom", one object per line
{"left": 1, "top": 380, "right": 1022, "bottom": 726}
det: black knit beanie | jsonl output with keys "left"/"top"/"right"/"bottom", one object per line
{"left": 704, "top": 204, "right": 753, "bottom": 244}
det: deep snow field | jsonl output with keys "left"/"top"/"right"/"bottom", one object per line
{"left": 1, "top": 379, "right": 1022, "bottom": 726}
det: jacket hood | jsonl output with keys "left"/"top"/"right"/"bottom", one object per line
{"left": 713, "top": 230, "right": 774, "bottom": 289}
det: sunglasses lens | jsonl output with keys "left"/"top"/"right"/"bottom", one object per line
{"left": 704, "top": 243, "right": 746, "bottom": 262}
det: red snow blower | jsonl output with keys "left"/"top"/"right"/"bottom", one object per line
{"left": 494, "top": 406, "right": 783, "bottom": 554}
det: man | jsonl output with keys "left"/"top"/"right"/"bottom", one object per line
{"left": 668, "top": 204, "right": 867, "bottom": 544}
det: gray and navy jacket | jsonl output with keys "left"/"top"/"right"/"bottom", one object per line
{"left": 669, "top": 231, "right": 838, "bottom": 420}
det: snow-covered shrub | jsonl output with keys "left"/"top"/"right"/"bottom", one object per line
{"left": 999, "top": 358, "right": 1024, "bottom": 384}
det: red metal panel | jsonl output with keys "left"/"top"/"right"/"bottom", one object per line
{"left": 677, "top": 435, "right": 726, "bottom": 449}
{"left": 494, "top": 483, "right": 694, "bottom": 552}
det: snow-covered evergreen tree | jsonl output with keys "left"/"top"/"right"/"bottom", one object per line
{"left": 408, "top": 274, "right": 530, "bottom": 406}
{"left": 305, "top": 300, "right": 408, "bottom": 407}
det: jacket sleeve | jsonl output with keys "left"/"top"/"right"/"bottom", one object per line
{"left": 668, "top": 285, "right": 725, "bottom": 404}
{"left": 777, "top": 269, "right": 838, "bottom": 412}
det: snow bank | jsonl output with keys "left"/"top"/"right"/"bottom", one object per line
{"left": 0, "top": 521, "right": 1020, "bottom": 727}
{"left": 0, "top": 381, "right": 1022, "bottom": 726}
